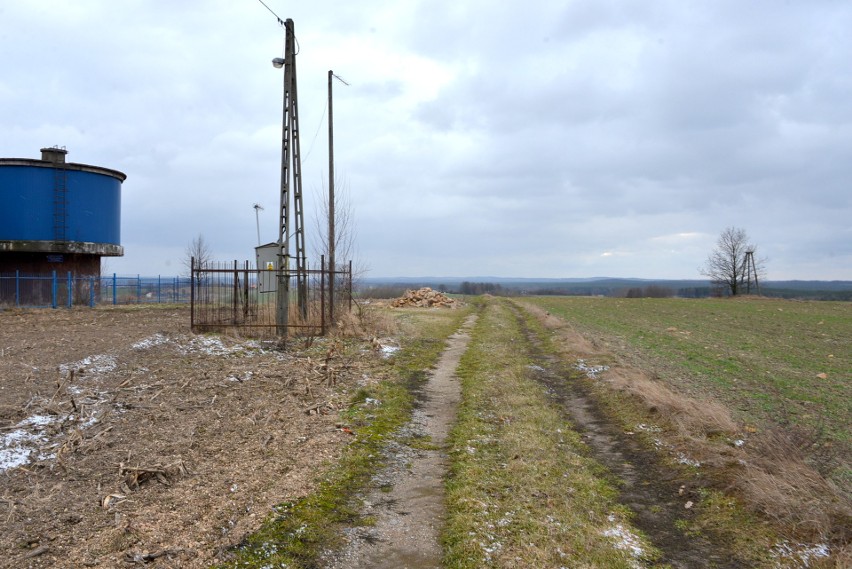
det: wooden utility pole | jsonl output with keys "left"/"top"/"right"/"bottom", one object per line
{"left": 328, "top": 69, "right": 336, "bottom": 326}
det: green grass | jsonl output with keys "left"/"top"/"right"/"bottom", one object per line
{"left": 524, "top": 297, "right": 851, "bottom": 442}
{"left": 215, "top": 305, "right": 471, "bottom": 568}
{"left": 444, "top": 299, "right": 664, "bottom": 568}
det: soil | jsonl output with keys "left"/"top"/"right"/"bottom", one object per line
{"left": 0, "top": 306, "right": 372, "bottom": 568}
{"left": 322, "top": 315, "right": 476, "bottom": 569}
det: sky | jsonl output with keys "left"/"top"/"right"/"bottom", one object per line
{"left": 1, "top": 0, "right": 851, "bottom": 280}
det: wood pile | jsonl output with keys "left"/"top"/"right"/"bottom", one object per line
{"left": 391, "top": 287, "right": 460, "bottom": 308}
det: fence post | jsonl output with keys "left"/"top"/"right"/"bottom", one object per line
{"left": 67, "top": 271, "right": 73, "bottom": 308}
{"left": 112, "top": 273, "right": 117, "bottom": 305}
{"left": 233, "top": 260, "right": 238, "bottom": 324}
{"left": 15, "top": 270, "right": 20, "bottom": 307}
{"left": 136, "top": 275, "right": 141, "bottom": 303}
{"left": 158, "top": 275, "right": 162, "bottom": 303}
{"left": 89, "top": 276, "right": 95, "bottom": 307}
{"left": 320, "top": 255, "right": 325, "bottom": 336}
{"left": 190, "top": 257, "right": 195, "bottom": 330}
{"left": 349, "top": 260, "right": 353, "bottom": 312}
{"left": 52, "top": 271, "right": 57, "bottom": 309}
{"left": 243, "top": 260, "right": 249, "bottom": 320}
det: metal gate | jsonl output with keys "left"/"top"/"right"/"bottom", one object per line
{"left": 190, "top": 258, "right": 351, "bottom": 339}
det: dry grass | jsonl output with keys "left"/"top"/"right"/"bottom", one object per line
{"left": 604, "top": 367, "right": 739, "bottom": 438}
{"left": 334, "top": 301, "right": 399, "bottom": 339}
{"left": 740, "top": 428, "right": 852, "bottom": 543}
{"left": 518, "top": 298, "right": 851, "bottom": 560}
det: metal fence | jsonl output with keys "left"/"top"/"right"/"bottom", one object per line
{"left": 0, "top": 271, "right": 191, "bottom": 309}
{"left": 190, "top": 259, "right": 351, "bottom": 339}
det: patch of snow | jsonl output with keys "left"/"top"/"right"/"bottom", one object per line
{"left": 20, "top": 414, "right": 56, "bottom": 427}
{"left": 178, "top": 336, "right": 246, "bottom": 356}
{"left": 241, "top": 339, "right": 273, "bottom": 353}
{"left": 380, "top": 345, "right": 399, "bottom": 358}
{"left": 676, "top": 453, "right": 701, "bottom": 468}
{"left": 635, "top": 423, "right": 662, "bottom": 433}
{"left": 575, "top": 359, "right": 609, "bottom": 379}
{"left": 733, "top": 439, "right": 745, "bottom": 447}
{"left": 0, "top": 439, "right": 35, "bottom": 470}
{"left": 132, "top": 333, "right": 170, "bottom": 350}
{"left": 527, "top": 364, "right": 545, "bottom": 372}
{"left": 364, "top": 398, "right": 382, "bottom": 407}
{"left": 0, "top": 414, "right": 58, "bottom": 472}
{"left": 226, "top": 371, "right": 254, "bottom": 382}
{"left": 772, "top": 541, "right": 830, "bottom": 568}
{"left": 59, "top": 354, "right": 117, "bottom": 376}
{"left": 603, "top": 514, "right": 646, "bottom": 567}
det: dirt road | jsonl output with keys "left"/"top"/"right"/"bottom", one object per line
{"left": 323, "top": 315, "right": 476, "bottom": 568}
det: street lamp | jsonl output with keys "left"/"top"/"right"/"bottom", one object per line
{"left": 272, "top": 58, "right": 285, "bottom": 69}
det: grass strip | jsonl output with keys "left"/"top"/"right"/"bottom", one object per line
{"left": 518, "top": 298, "right": 848, "bottom": 565}
{"left": 444, "top": 298, "right": 663, "bottom": 568}
{"left": 215, "top": 306, "right": 470, "bottom": 568}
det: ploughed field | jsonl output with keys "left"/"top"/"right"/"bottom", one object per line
{"left": 0, "top": 305, "right": 383, "bottom": 568}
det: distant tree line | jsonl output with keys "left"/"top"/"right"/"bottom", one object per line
{"left": 622, "top": 285, "right": 674, "bottom": 298}
{"left": 355, "top": 279, "right": 851, "bottom": 301}
{"left": 457, "top": 282, "right": 513, "bottom": 296}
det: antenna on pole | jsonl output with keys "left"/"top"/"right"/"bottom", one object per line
{"left": 253, "top": 203, "right": 264, "bottom": 246}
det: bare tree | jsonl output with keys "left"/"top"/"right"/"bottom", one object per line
{"left": 311, "top": 177, "right": 367, "bottom": 278}
{"left": 700, "top": 227, "right": 765, "bottom": 296}
{"left": 183, "top": 233, "right": 213, "bottom": 276}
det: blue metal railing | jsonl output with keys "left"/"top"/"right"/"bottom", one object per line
{"left": 0, "top": 272, "right": 192, "bottom": 309}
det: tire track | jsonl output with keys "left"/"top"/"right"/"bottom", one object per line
{"left": 323, "top": 314, "right": 477, "bottom": 569}
{"left": 508, "top": 301, "right": 746, "bottom": 569}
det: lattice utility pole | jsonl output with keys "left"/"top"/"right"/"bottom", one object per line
{"left": 275, "top": 18, "right": 308, "bottom": 337}
{"left": 744, "top": 250, "right": 760, "bottom": 295}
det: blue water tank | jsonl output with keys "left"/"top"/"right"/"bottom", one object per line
{"left": 0, "top": 148, "right": 125, "bottom": 255}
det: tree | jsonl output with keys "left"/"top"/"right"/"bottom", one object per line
{"left": 311, "top": 177, "right": 367, "bottom": 321}
{"left": 312, "top": 178, "right": 359, "bottom": 272}
{"left": 183, "top": 233, "right": 212, "bottom": 276}
{"left": 700, "top": 227, "right": 765, "bottom": 296}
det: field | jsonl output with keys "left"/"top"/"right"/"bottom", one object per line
{"left": 1, "top": 296, "right": 849, "bottom": 568}
{"left": 438, "top": 296, "right": 852, "bottom": 567}
{"left": 0, "top": 305, "right": 419, "bottom": 568}
{"left": 523, "top": 296, "right": 851, "bottom": 444}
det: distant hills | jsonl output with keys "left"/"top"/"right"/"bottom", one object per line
{"left": 360, "top": 277, "right": 852, "bottom": 300}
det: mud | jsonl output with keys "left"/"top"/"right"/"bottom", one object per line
{"left": 323, "top": 315, "right": 477, "bottom": 569}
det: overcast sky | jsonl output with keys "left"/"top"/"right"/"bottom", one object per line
{"left": 2, "top": 1, "right": 851, "bottom": 280}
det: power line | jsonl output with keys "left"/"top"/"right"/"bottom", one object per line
{"left": 255, "top": 0, "right": 284, "bottom": 26}
{"left": 255, "top": 2, "right": 300, "bottom": 54}
{"left": 301, "top": 100, "right": 328, "bottom": 165}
